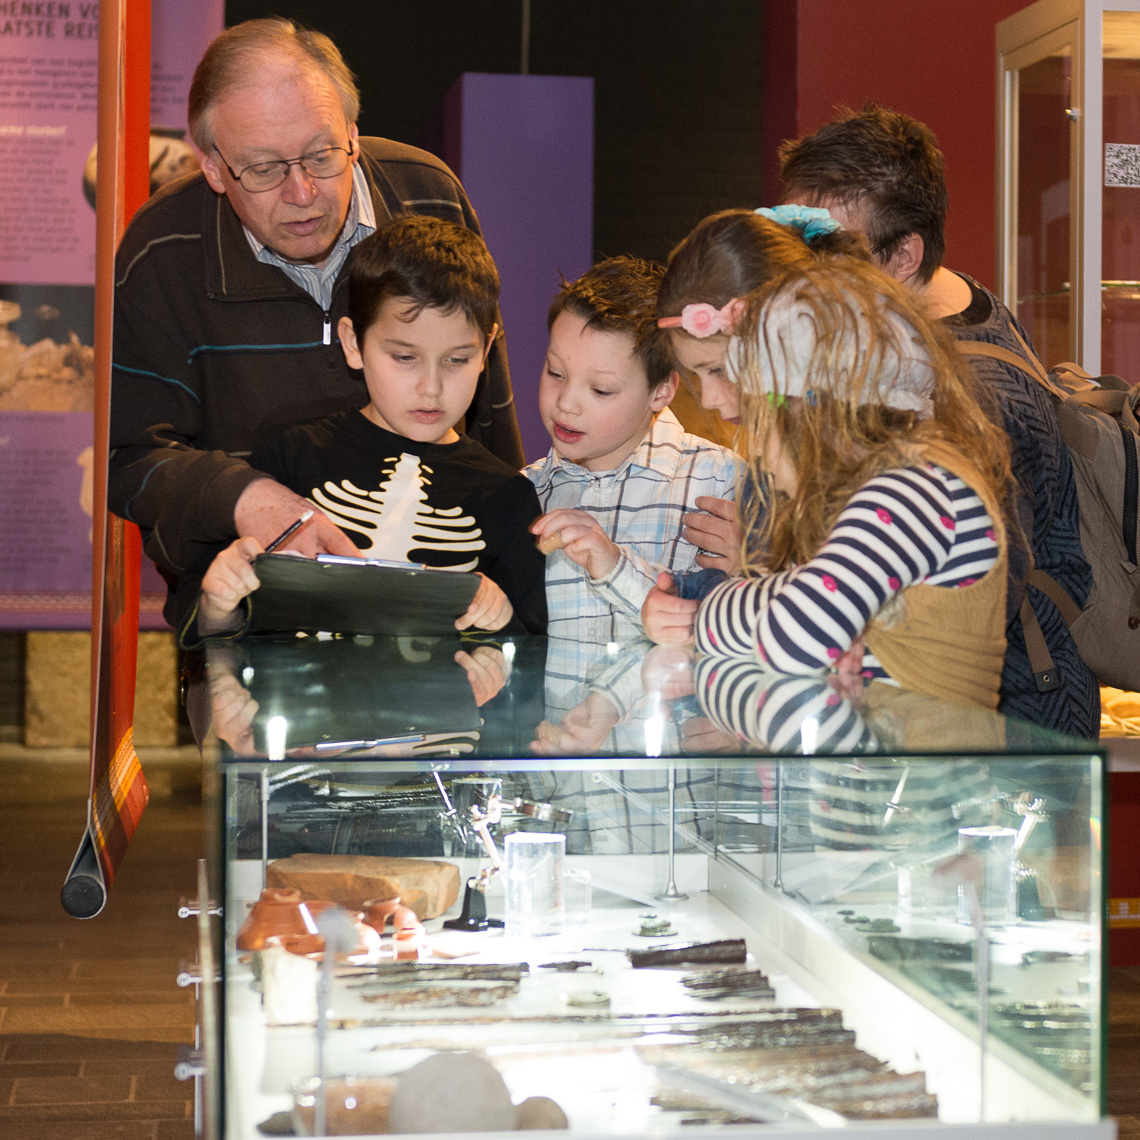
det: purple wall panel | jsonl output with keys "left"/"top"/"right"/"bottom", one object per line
{"left": 449, "top": 73, "right": 594, "bottom": 464}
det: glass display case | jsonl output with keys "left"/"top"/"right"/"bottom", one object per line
{"left": 998, "top": 0, "right": 1140, "bottom": 376}
{"left": 192, "top": 633, "right": 1110, "bottom": 1137}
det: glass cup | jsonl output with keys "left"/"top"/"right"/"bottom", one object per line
{"left": 563, "top": 866, "right": 592, "bottom": 927}
{"left": 957, "top": 825, "right": 1018, "bottom": 925}
{"left": 504, "top": 832, "right": 565, "bottom": 936}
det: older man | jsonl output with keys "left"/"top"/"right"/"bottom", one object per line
{"left": 778, "top": 105, "right": 1099, "bottom": 739}
{"left": 109, "top": 19, "right": 523, "bottom": 619}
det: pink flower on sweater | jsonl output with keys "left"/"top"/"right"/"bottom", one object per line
{"left": 940, "top": 516, "right": 955, "bottom": 530}
{"left": 888, "top": 576, "right": 901, "bottom": 591}
{"left": 876, "top": 507, "right": 892, "bottom": 525}
{"left": 821, "top": 574, "right": 837, "bottom": 592}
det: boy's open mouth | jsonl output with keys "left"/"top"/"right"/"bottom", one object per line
{"left": 553, "top": 422, "right": 584, "bottom": 444}
{"left": 410, "top": 409, "right": 445, "bottom": 424}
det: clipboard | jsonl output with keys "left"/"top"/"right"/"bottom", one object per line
{"left": 235, "top": 633, "right": 481, "bottom": 752}
{"left": 248, "top": 553, "right": 481, "bottom": 636}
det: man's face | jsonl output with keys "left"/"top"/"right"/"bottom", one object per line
{"left": 199, "top": 62, "right": 358, "bottom": 266}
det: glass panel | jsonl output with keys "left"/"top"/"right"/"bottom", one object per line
{"left": 200, "top": 633, "right": 1091, "bottom": 762}
{"left": 200, "top": 634, "right": 1105, "bottom": 1133}
{"left": 1017, "top": 49, "right": 1074, "bottom": 365}
{"left": 1103, "top": 12, "right": 1140, "bottom": 378}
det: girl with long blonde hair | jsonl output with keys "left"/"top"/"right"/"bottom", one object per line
{"left": 694, "top": 257, "right": 1016, "bottom": 709}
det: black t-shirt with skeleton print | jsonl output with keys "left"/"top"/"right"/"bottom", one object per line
{"left": 250, "top": 409, "right": 547, "bottom": 634}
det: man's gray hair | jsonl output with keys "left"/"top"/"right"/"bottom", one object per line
{"left": 188, "top": 18, "right": 360, "bottom": 152}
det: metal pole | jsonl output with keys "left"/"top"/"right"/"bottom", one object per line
{"left": 656, "top": 767, "right": 688, "bottom": 902}
{"left": 774, "top": 765, "right": 785, "bottom": 893}
{"left": 260, "top": 769, "right": 270, "bottom": 890}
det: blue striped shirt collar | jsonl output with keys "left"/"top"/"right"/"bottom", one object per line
{"left": 243, "top": 163, "right": 376, "bottom": 308}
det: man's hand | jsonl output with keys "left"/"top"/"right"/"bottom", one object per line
{"left": 455, "top": 645, "right": 510, "bottom": 706}
{"left": 642, "top": 572, "right": 699, "bottom": 646}
{"left": 531, "top": 508, "right": 620, "bottom": 580}
{"left": 455, "top": 573, "right": 513, "bottom": 631}
{"left": 683, "top": 496, "right": 742, "bottom": 574}
{"left": 199, "top": 537, "right": 263, "bottom": 634}
{"left": 234, "top": 478, "right": 360, "bottom": 557}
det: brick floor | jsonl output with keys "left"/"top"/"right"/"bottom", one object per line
{"left": 0, "top": 755, "right": 201, "bottom": 1138}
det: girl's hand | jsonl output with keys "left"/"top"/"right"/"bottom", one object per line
{"left": 684, "top": 496, "right": 742, "bottom": 574}
{"left": 200, "top": 536, "right": 263, "bottom": 633}
{"left": 455, "top": 573, "right": 513, "bottom": 631}
{"left": 531, "top": 509, "right": 620, "bottom": 580}
{"left": 642, "top": 572, "right": 698, "bottom": 646}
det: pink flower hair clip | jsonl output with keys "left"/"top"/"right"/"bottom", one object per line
{"left": 657, "top": 298, "right": 743, "bottom": 338}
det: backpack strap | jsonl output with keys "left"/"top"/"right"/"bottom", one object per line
{"left": 1019, "top": 596, "right": 1061, "bottom": 693}
{"left": 957, "top": 336, "right": 1069, "bottom": 401}
{"left": 1027, "top": 568, "right": 1083, "bottom": 626}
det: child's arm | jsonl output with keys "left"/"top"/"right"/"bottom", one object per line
{"left": 694, "top": 468, "right": 982, "bottom": 668}
{"left": 530, "top": 508, "right": 620, "bottom": 579}
{"left": 530, "top": 507, "right": 665, "bottom": 620}
{"left": 198, "top": 536, "right": 264, "bottom": 635}
{"left": 455, "top": 573, "right": 513, "bottom": 632}
{"left": 642, "top": 572, "right": 700, "bottom": 646}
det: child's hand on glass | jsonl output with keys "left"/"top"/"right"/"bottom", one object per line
{"left": 530, "top": 690, "right": 620, "bottom": 756}
{"left": 683, "top": 496, "right": 742, "bottom": 574}
{"left": 530, "top": 508, "right": 620, "bottom": 579}
{"left": 199, "top": 536, "right": 263, "bottom": 634}
{"left": 206, "top": 657, "right": 259, "bottom": 755}
{"left": 454, "top": 645, "right": 510, "bottom": 706}
{"left": 642, "top": 572, "right": 698, "bottom": 646}
{"left": 455, "top": 573, "right": 513, "bottom": 631}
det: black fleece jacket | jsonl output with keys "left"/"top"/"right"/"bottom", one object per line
{"left": 109, "top": 138, "right": 523, "bottom": 622}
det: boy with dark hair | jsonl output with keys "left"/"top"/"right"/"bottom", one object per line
{"left": 187, "top": 215, "right": 547, "bottom": 640}
{"left": 527, "top": 255, "right": 738, "bottom": 646}
{"left": 779, "top": 104, "right": 1099, "bottom": 738}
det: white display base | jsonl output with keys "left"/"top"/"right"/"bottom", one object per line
{"left": 223, "top": 856, "right": 1111, "bottom": 1139}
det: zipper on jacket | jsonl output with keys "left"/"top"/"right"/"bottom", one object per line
{"left": 322, "top": 310, "right": 332, "bottom": 346}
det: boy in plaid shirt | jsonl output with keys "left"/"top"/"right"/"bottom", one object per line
{"left": 527, "top": 257, "right": 738, "bottom": 649}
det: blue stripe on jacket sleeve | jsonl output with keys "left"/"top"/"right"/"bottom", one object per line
{"left": 113, "top": 363, "right": 201, "bottom": 403}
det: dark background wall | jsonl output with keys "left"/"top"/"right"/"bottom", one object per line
{"left": 224, "top": 0, "right": 764, "bottom": 267}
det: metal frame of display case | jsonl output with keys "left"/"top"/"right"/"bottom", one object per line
{"left": 997, "top": 0, "right": 1140, "bottom": 374}
{"left": 206, "top": 750, "right": 1112, "bottom": 1139}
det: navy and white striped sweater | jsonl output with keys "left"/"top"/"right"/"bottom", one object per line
{"left": 695, "top": 464, "right": 998, "bottom": 680}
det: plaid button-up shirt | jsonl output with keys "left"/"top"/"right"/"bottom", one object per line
{"left": 525, "top": 408, "right": 739, "bottom": 652}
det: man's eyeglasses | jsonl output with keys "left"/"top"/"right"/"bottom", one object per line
{"left": 215, "top": 139, "right": 356, "bottom": 193}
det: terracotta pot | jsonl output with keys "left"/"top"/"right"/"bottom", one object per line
{"left": 390, "top": 903, "right": 424, "bottom": 933}
{"left": 273, "top": 906, "right": 383, "bottom": 960}
{"left": 237, "top": 888, "right": 325, "bottom": 951}
{"left": 361, "top": 896, "right": 402, "bottom": 934}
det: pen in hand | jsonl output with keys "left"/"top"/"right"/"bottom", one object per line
{"left": 264, "top": 508, "right": 314, "bottom": 553}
